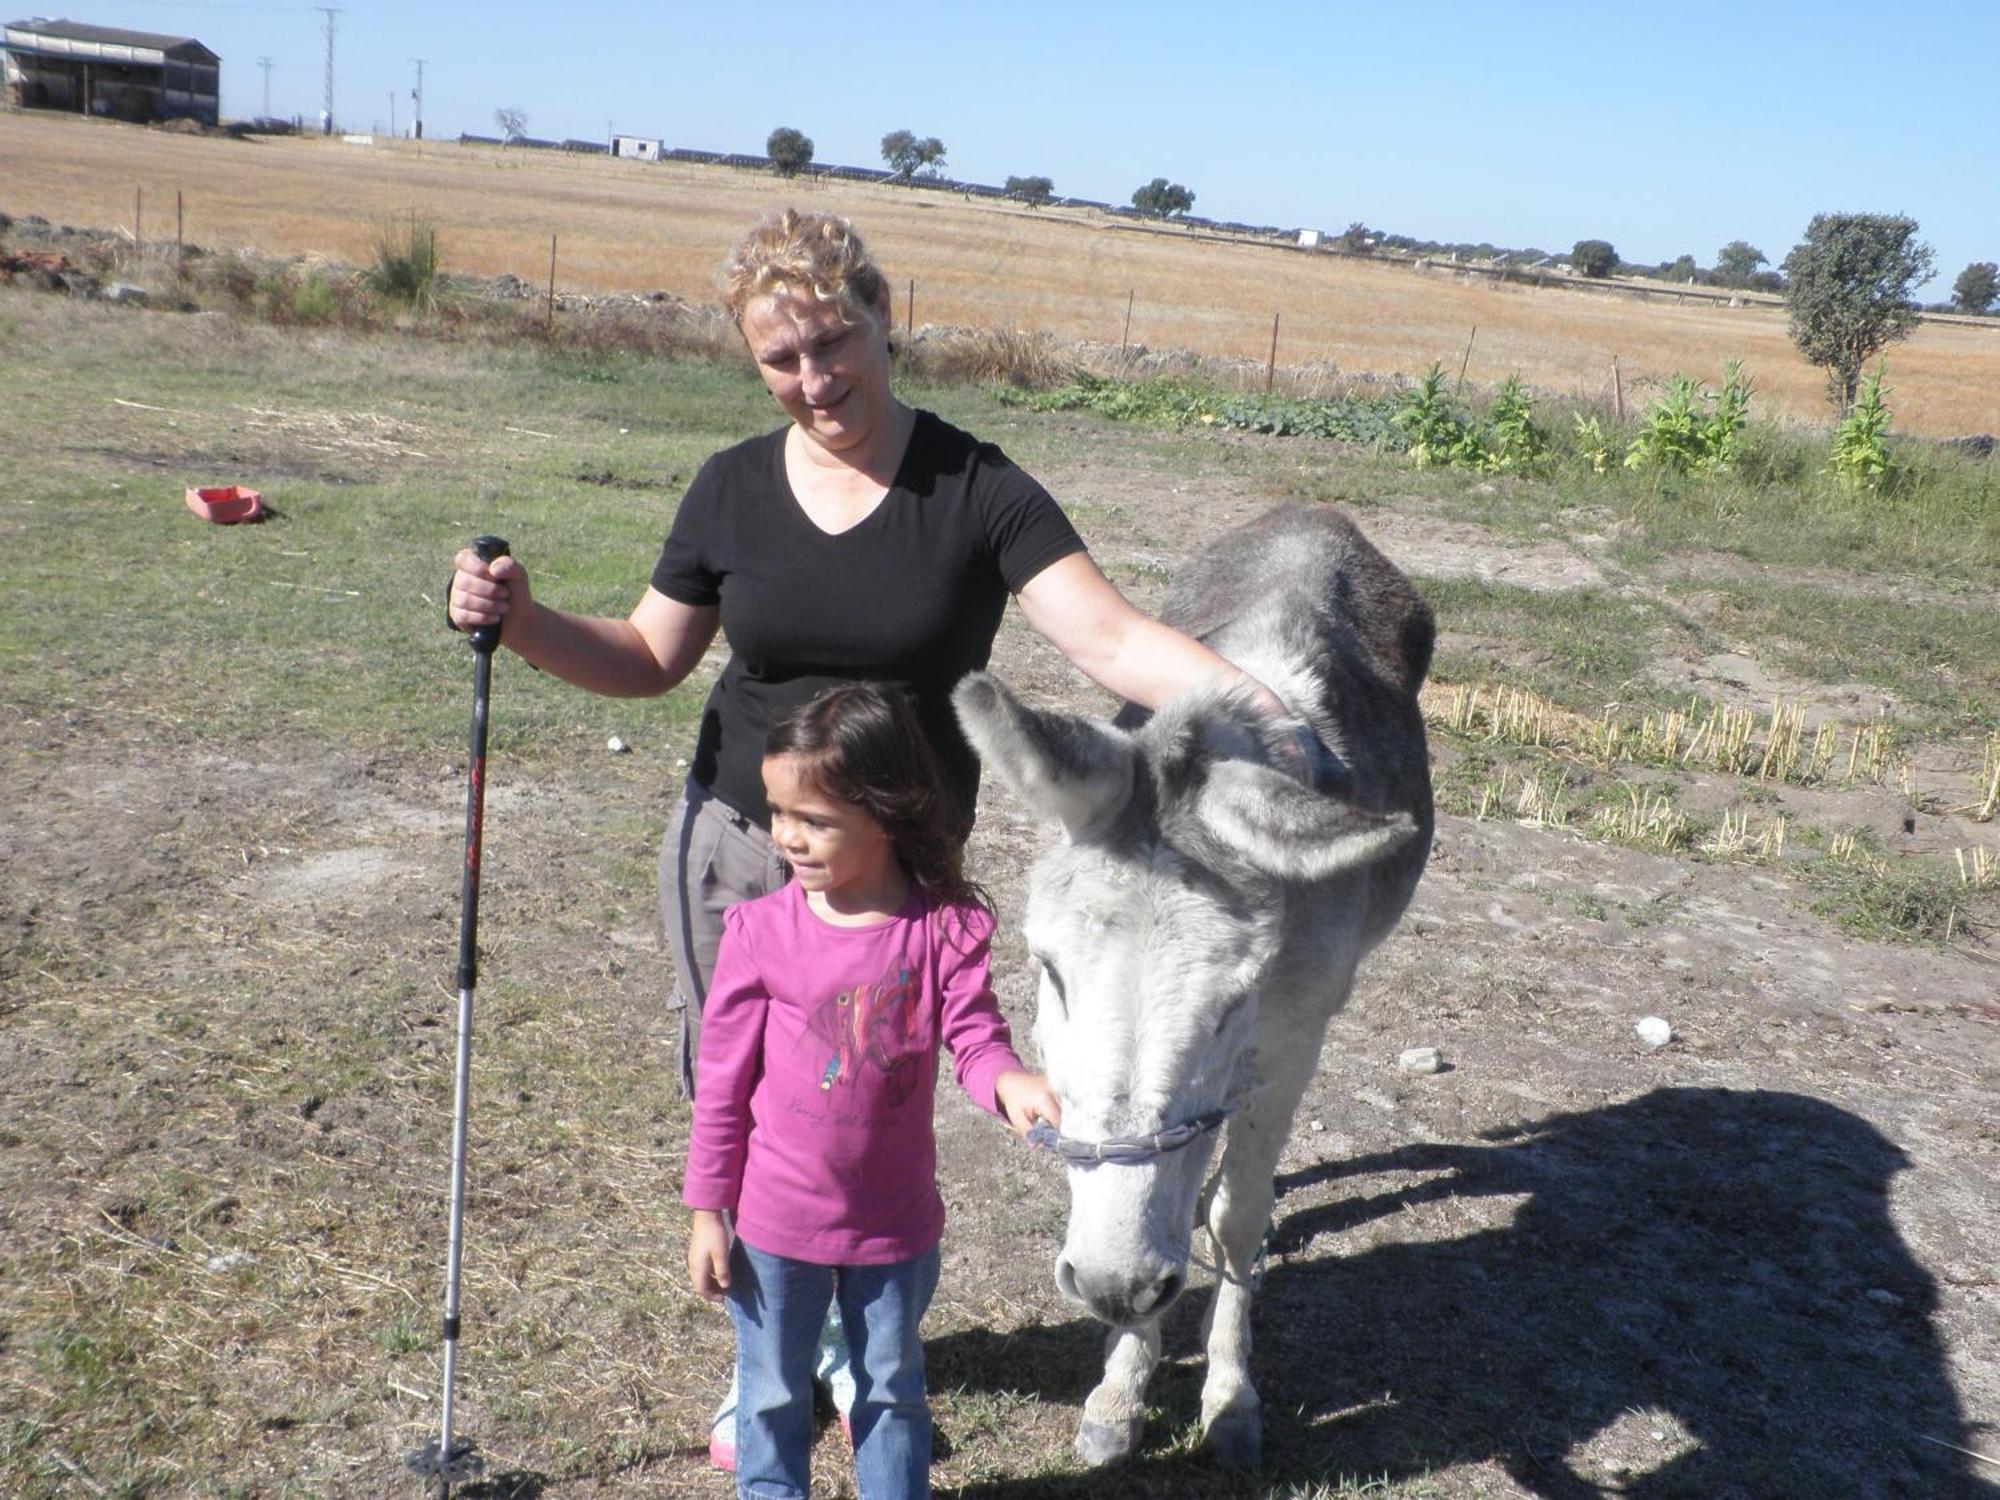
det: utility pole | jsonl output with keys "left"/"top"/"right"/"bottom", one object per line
{"left": 314, "top": 7, "right": 341, "bottom": 135}
{"left": 411, "top": 58, "right": 425, "bottom": 139}
{"left": 257, "top": 56, "right": 272, "bottom": 120}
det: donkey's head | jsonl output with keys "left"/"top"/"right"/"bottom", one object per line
{"left": 954, "top": 673, "right": 1419, "bottom": 1326}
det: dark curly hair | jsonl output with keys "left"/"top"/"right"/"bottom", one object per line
{"left": 764, "top": 682, "right": 989, "bottom": 917}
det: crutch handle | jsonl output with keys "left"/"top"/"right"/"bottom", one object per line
{"left": 466, "top": 536, "right": 510, "bottom": 655}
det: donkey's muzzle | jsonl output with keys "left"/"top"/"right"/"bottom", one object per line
{"left": 1057, "top": 1254, "right": 1185, "bottom": 1324}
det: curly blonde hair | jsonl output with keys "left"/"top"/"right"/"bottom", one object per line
{"left": 721, "top": 209, "right": 890, "bottom": 326}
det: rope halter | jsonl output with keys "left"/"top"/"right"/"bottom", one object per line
{"left": 1026, "top": 1104, "right": 1234, "bottom": 1165}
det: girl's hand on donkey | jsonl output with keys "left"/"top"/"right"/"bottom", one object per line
{"left": 995, "top": 1070, "right": 1062, "bottom": 1138}
{"left": 687, "top": 1209, "right": 734, "bottom": 1301}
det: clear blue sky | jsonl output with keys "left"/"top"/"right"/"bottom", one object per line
{"left": 36, "top": 0, "right": 1999, "bottom": 292}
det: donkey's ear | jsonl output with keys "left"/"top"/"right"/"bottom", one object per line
{"left": 953, "top": 673, "right": 1136, "bottom": 838}
{"left": 1195, "top": 761, "right": 1419, "bottom": 881}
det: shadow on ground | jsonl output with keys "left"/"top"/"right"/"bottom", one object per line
{"left": 934, "top": 1087, "right": 1996, "bottom": 1499}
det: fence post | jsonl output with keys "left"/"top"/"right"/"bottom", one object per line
{"left": 134, "top": 186, "right": 142, "bottom": 252}
{"left": 1266, "top": 311, "right": 1280, "bottom": 393}
{"left": 1612, "top": 356, "right": 1625, "bottom": 422}
{"left": 176, "top": 188, "right": 184, "bottom": 273}
{"left": 1120, "top": 288, "right": 1134, "bottom": 355}
{"left": 546, "top": 233, "right": 558, "bottom": 332}
{"left": 1456, "top": 324, "right": 1477, "bottom": 391}
{"left": 906, "top": 277, "right": 914, "bottom": 343}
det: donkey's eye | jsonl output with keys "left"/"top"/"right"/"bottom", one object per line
{"left": 1037, "top": 957, "right": 1068, "bottom": 1015}
{"left": 1211, "top": 990, "right": 1253, "bottom": 1035}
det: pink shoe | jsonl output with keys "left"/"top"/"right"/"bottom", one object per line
{"left": 708, "top": 1429, "right": 735, "bottom": 1472}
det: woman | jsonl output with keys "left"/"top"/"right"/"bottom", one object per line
{"left": 446, "top": 208, "right": 1298, "bottom": 1471}
{"left": 448, "top": 208, "right": 1296, "bottom": 1094}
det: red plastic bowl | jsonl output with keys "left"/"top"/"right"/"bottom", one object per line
{"left": 186, "top": 485, "right": 264, "bottom": 524}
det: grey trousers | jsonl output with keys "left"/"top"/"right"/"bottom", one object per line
{"left": 656, "top": 781, "right": 791, "bottom": 1098}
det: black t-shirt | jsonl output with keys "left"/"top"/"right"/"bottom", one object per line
{"left": 651, "top": 410, "right": 1085, "bottom": 827}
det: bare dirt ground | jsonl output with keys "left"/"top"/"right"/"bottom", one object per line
{"left": 8, "top": 416, "right": 1998, "bottom": 1497}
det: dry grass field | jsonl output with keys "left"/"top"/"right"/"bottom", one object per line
{"left": 5, "top": 109, "right": 1998, "bottom": 436}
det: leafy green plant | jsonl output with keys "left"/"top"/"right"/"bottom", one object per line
{"left": 1702, "top": 359, "right": 1754, "bottom": 471}
{"left": 1480, "top": 374, "right": 1549, "bottom": 473}
{"left": 1828, "top": 364, "right": 1897, "bottom": 492}
{"left": 366, "top": 213, "right": 441, "bottom": 314}
{"left": 1625, "top": 363, "right": 1755, "bottom": 475}
{"left": 1571, "top": 412, "right": 1613, "bottom": 475}
{"left": 1394, "top": 363, "right": 1477, "bottom": 467}
{"left": 1625, "top": 376, "right": 1707, "bottom": 474}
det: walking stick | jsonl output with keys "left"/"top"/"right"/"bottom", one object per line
{"left": 407, "top": 535, "right": 508, "bottom": 1497}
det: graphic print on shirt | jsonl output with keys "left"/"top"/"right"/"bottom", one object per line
{"left": 804, "top": 963, "right": 926, "bottom": 1108}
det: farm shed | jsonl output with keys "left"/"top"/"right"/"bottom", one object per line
{"left": 611, "top": 134, "right": 659, "bottom": 160}
{"left": 3, "top": 17, "right": 219, "bottom": 126}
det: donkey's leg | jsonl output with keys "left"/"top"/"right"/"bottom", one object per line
{"left": 1076, "top": 1317, "right": 1162, "bottom": 1466}
{"left": 1198, "top": 1011, "right": 1327, "bottom": 1468}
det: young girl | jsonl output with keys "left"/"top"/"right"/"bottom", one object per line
{"left": 683, "top": 682, "right": 1059, "bottom": 1500}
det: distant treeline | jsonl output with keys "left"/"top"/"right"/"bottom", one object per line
{"left": 447, "top": 133, "right": 1801, "bottom": 291}
{"left": 454, "top": 133, "right": 1306, "bottom": 239}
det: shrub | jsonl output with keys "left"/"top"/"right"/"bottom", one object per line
{"left": 904, "top": 327, "right": 1072, "bottom": 388}
{"left": 367, "top": 215, "right": 441, "bottom": 314}
{"left": 289, "top": 271, "right": 338, "bottom": 324}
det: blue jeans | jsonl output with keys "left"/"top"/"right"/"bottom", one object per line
{"left": 726, "top": 1238, "right": 940, "bottom": 1500}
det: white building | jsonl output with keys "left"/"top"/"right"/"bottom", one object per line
{"left": 611, "top": 134, "right": 660, "bottom": 161}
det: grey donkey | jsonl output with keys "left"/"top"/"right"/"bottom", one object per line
{"left": 953, "top": 503, "right": 1434, "bottom": 1469}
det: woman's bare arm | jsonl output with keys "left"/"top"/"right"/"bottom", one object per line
{"left": 450, "top": 549, "right": 719, "bottom": 698}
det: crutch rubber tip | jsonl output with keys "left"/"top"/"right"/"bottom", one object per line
{"left": 404, "top": 1438, "right": 484, "bottom": 1483}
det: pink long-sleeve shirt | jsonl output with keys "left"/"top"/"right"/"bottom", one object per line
{"left": 681, "top": 882, "right": 1024, "bottom": 1265}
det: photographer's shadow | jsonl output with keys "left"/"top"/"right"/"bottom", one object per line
{"left": 939, "top": 1087, "right": 1994, "bottom": 1498}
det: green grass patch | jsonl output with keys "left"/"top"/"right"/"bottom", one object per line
{"left": 1003, "top": 371, "right": 1404, "bottom": 444}
{"left": 1415, "top": 577, "right": 1704, "bottom": 711}
{"left": 1673, "top": 579, "right": 2000, "bottom": 733}
{"left": 1801, "top": 855, "right": 1968, "bottom": 943}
